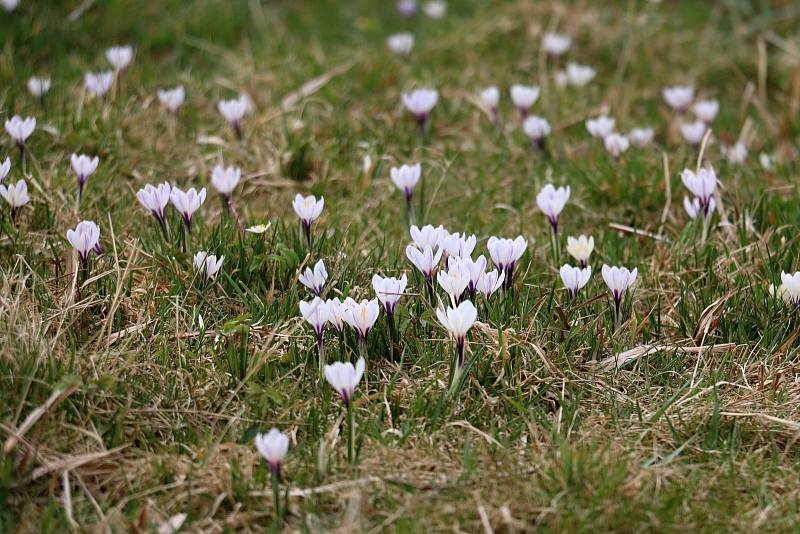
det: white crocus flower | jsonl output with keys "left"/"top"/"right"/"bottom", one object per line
{"left": 406, "top": 244, "right": 443, "bottom": 301}
{"left": 1, "top": 0, "right": 20, "bottom": 11}
{"left": 137, "top": 182, "right": 172, "bottom": 237}
{"left": 487, "top": 236, "right": 527, "bottom": 291}
{"left": 157, "top": 86, "right": 185, "bottom": 113}
{"left": 536, "top": 184, "right": 570, "bottom": 234}
{"left": 759, "top": 152, "right": 774, "bottom": 171}
{"left": 217, "top": 95, "right": 250, "bottom": 138}
{"left": 680, "top": 166, "right": 717, "bottom": 214}
{"left": 566, "top": 235, "right": 594, "bottom": 268}
{"left": 628, "top": 127, "right": 654, "bottom": 147}
{"left": 396, "top": 0, "right": 417, "bottom": 16}
{"left": 510, "top": 84, "right": 540, "bottom": 118}
{"left": 84, "top": 71, "right": 114, "bottom": 98}
{"left": 604, "top": 133, "right": 630, "bottom": 159}
{"left": 193, "top": 251, "right": 224, "bottom": 280}
{"left": 438, "top": 261, "right": 471, "bottom": 305}
{"left": 542, "top": 33, "right": 571, "bottom": 56}
{"left": 324, "top": 357, "right": 365, "bottom": 408}
{"left": 452, "top": 255, "right": 486, "bottom": 298}
{"left": 662, "top": 85, "right": 694, "bottom": 112}
{"left": 401, "top": 88, "right": 438, "bottom": 129}
{"left": 586, "top": 115, "right": 615, "bottom": 138}
{"left": 476, "top": 269, "right": 504, "bottom": 299}
{"left": 780, "top": 272, "right": 800, "bottom": 306}
{"left": 5, "top": 115, "right": 35, "bottom": 148}
{"left": 170, "top": 186, "right": 206, "bottom": 232}
{"left": 560, "top": 264, "right": 592, "bottom": 299}
{"left": 326, "top": 297, "right": 346, "bottom": 333}
{"left": 387, "top": 32, "right": 414, "bottom": 55}
{"left": 0, "top": 157, "right": 10, "bottom": 183}
{"left": 343, "top": 298, "right": 380, "bottom": 357}
{"left": 480, "top": 86, "right": 500, "bottom": 120}
{"left": 0, "top": 179, "right": 30, "bottom": 222}
{"left": 292, "top": 194, "right": 324, "bottom": 247}
{"left": 723, "top": 142, "right": 747, "bottom": 165}
{"left": 71, "top": 153, "right": 99, "bottom": 205}
{"left": 298, "top": 259, "right": 328, "bottom": 296}
{"left": 372, "top": 273, "right": 408, "bottom": 317}
{"left": 566, "top": 63, "right": 596, "bottom": 87}
{"left": 211, "top": 165, "right": 241, "bottom": 199}
{"left": 390, "top": 163, "right": 421, "bottom": 215}
{"left": 106, "top": 45, "right": 133, "bottom": 71}
{"left": 523, "top": 116, "right": 551, "bottom": 148}
{"left": 436, "top": 300, "right": 478, "bottom": 369}
{"left": 601, "top": 264, "right": 638, "bottom": 323}
{"left": 255, "top": 428, "right": 290, "bottom": 478}
{"left": 410, "top": 224, "right": 444, "bottom": 250}
{"left": 66, "top": 220, "right": 101, "bottom": 264}
{"left": 423, "top": 0, "right": 446, "bottom": 18}
{"left": 692, "top": 99, "right": 719, "bottom": 123}
{"left": 27, "top": 77, "right": 51, "bottom": 97}
{"left": 679, "top": 120, "right": 707, "bottom": 145}
{"left": 440, "top": 232, "right": 477, "bottom": 259}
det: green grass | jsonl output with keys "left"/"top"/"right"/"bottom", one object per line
{"left": 1, "top": 0, "right": 800, "bottom": 531}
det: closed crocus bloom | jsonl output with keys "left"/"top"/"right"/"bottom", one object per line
{"left": 0, "top": 157, "right": 10, "bottom": 182}
{"left": 396, "top": 0, "right": 417, "bottom": 16}
{"left": 662, "top": 85, "right": 694, "bottom": 112}
{"left": 423, "top": 0, "right": 446, "bottom": 18}
{"left": 723, "top": 142, "right": 747, "bottom": 165}
{"left": 440, "top": 232, "right": 477, "bottom": 259}
{"left": 157, "top": 86, "right": 185, "bottom": 113}
{"left": 604, "top": 133, "right": 630, "bottom": 159}
{"left": 390, "top": 163, "right": 421, "bottom": 211}
{"left": 780, "top": 272, "right": 800, "bottom": 306}
{"left": 438, "top": 261, "right": 471, "bottom": 304}
{"left": 480, "top": 86, "right": 499, "bottom": 112}
{"left": 343, "top": 298, "right": 380, "bottom": 342}
{"left": 218, "top": 95, "right": 250, "bottom": 138}
{"left": 401, "top": 88, "right": 438, "bottom": 129}
{"left": 436, "top": 300, "right": 478, "bottom": 368}
{"left": 84, "top": 71, "right": 114, "bottom": 98}
{"left": 27, "top": 77, "right": 51, "bottom": 97}
{"left": 692, "top": 99, "right": 719, "bottom": 123}
{"left": 325, "top": 357, "right": 365, "bottom": 408}
{"left": 387, "top": 32, "right": 414, "bottom": 55}
{"left": 1, "top": 0, "right": 19, "bottom": 11}
{"left": 476, "top": 269, "right": 504, "bottom": 299}
{"left": 542, "top": 32, "right": 571, "bottom": 56}
{"left": 566, "top": 63, "right": 596, "bottom": 87}
{"left": 193, "top": 251, "right": 224, "bottom": 280}
{"left": 566, "top": 235, "right": 594, "bottom": 268}
{"left": 451, "top": 255, "right": 486, "bottom": 298}
{"left": 410, "top": 224, "right": 444, "bottom": 250}
{"left": 586, "top": 115, "right": 615, "bottom": 138}
{"left": 602, "top": 264, "right": 638, "bottom": 323}
{"left": 71, "top": 153, "right": 99, "bottom": 205}
{"left": 211, "top": 165, "right": 241, "bottom": 198}
{"left": 170, "top": 186, "right": 206, "bottom": 232}
{"left": 293, "top": 193, "right": 324, "bottom": 247}
{"left": 67, "top": 220, "right": 101, "bottom": 263}
{"left": 106, "top": 45, "right": 133, "bottom": 71}
{"left": 5, "top": 115, "right": 35, "bottom": 147}
{"left": 510, "top": 85, "right": 540, "bottom": 118}
{"left": 255, "top": 428, "right": 289, "bottom": 478}
{"left": 679, "top": 120, "right": 707, "bottom": 145}
{"left": 298, "top": 259, "right": 328, "bottom": 295}
{"left": 326, "top": 297, "right": 346, "bottom": 332}
{"left": 628, "top": 127, "right": 654, "bottom": 147}
{"left": 0, "top": 179, "right": 30, "bottom": 222}
{"left": 299, "top": 296, "right": 332, "bottom": 339}
{"left": 536, "top": 184, "right": 570, "bottom": 233}
{"left": 522, "top": 116, "right": 551, "bottom": 148}
{"left": 487, "top": 236, "right": 527, "bottom": 290}
{"left": 681, "top": 167, "right": 717, "bottom": 212}
{"left": 136, "top": 182, "right": 171, "bottom": 236}
{"left": 372, "top": 273, "right": 408, "bottom": 316}
{"left": 405, "top": 244, "right": 443, "bottom": 277}
{"left": 560, "top": 264, "right": 592, "bottom": 299}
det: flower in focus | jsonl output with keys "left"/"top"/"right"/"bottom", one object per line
{"left": 779, "top": 272, "right": 800, "bottom": 306}
{"left": 106, "top": 45, "right": 133, "bottom": 71}
{"left": 27, "top": 77, "right": 51, "bottom": 98}
{"left": 158, "top": 86, "right": 185, "bottom": 113}
{"left": 423, "top": 0, "right": 446, "bottom": 18}
{"left": 487, "top": 236, "right": 527, "bottom": 291}
{"left": 325, "top": 357, "right": 365, "bottom": 408}
{"left": 566, "top": 235, "right": 594, "bottom": 268}
{"left": 565, "top": 63, "right": 596, "bottom": 87}
{"left": 560, "top": 264, "right": 592, "bottom": 299}
{"left": 438, "top": 260, "right": 471, "bottom": 305}
{"left": 522, "top": 116, "right": 551, "bottom": 149}
{"left": 5, "top": 115, "right": 35, "bottom": 148}
{"left": 662, "top": 85, "right": 694, "bottom": 112}
{"left": 300, "top": 296, "right": 332, "bottom": 344}
{"left": 452, "top": 255, "right": 486, "bottom": 299}
{"left": 255, "top": 428, "right": 289, "bottom": 479}
{"left": 67, "top": 220, "right": 101, "bottom": 264}
{"left": 326, "top": 297, "right": 346, "bottom": 333}
{"left": 628, "top": 127, "right": 654, "bottom": 147}
{"left": 406, "top": 244, "right": 443, "bottom": 301}
{"left": 0, "top": 157, "right": 10, "bottom": 183}
{"left": 71, "top": 153, "right": 99, "bottom": 205}
{"left": 218, "top": 95, "right": 250, "bottom": 138}
{"left": 342, "top": 298, "right": 380, "bottom": 345}
{"left": 193, "top": 251, "right": 224, "bottom": 280}
{"left": 0, "top": 179, "right": 30, "bottom": 222}
{"left": 387, "top": 32, "right": 414, "bottom": 55}
{"left": 137, "top": 182, "right": 171, "bottom": 238}
{"left": 679, "top": 120, "right": 707, "bottom": 145}
{"left": 536, "top": 184, "right": 570, "bottom": 234}
{"left": 84, "top": 71, "right": 114, "bottom": 98}
{"left": 211, "top": 165, "right": 241, "bottom": 200}
{"left": 292, "top": 194, "right": 324, "bottom": 247}
{"left": 601, "top": 264, "right": 638, "bottom": 323}
{"left": 542, "top": 33, "right": 571, "bottom": 56}
{"left": 476, "top": 269, "right": 504, "bottom": 299}
{"left": 586, "top": 115, "right": 615, "bottom": 138}
{"left": 510, "top": 84, "right": 540, "bottom": 118}
{"left": 440, "top": 232, "right": 477, "bottom": 259}
{"left": 170, "top": 186, "right": 207, "bottom": 233}
{"left": 372, "top": 273, "right": 408, "bottom": 339}
{"left": 436, "top": 300, "right": 478, "bottom": 369}
{"left": 604, "top": 133, "right": 629, "bottom": 159}
{"left": 299, "top": 259, "right": 328, "bottom": 295}
{"left": 410, "top": 224, "right": 444, "bottom": 250}
{"left": 401, "top": 88, "right": 438, "bottom": 129}
{"left": 692, "top": 99, "right": 719, "bottom": 123}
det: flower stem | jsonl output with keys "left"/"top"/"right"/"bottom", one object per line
{"left": 347, "top": 401, "right": 355, "bottom": 464}
{"left": 271, "top": 471, "right": 281, "bottom": 525}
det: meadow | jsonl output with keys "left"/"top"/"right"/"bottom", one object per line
{"left": 2, "top": 0, "right": 800, "bottom": 531}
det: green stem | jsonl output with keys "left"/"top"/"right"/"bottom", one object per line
{"left": 347, "top": 402, "right": 355, "bottom": 464}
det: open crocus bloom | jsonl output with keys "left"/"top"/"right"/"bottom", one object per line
{"left": 299, "top": 296, "right": 332, "bottom": 339}
{"left": 586, "top": 115, "right": 615, "bottom": 138}
{"left": 255, "top": 428, "right": 289, "bottom": 478}
{"left": 452, "top": 255, "right": 487, "bottom": 298}
{"left": 780, "top": 272, "right": 800, "bottom": 306}
{"left": 566, "top": 63, "right": 596, "bottom": 87}
{"left": 662, "top": 85, "right": 694, "bottom": 112}
{"left": 170, "top": 186, "right": 207, "bottom": 232}
{"left": 293, "top": 194, "right": 324, "bottom": 226}
{"left": 566, "top": 235, "right": 594, "bottom": 268}
{"left": 480, "top": 86, "right": 499, "bottom": 112}
{"left": 692, "top": 99, "right": 719, "bottom": 123}
{"left": 406, "top": 244, "right": 443, "bottom": 278}
{"left": 436, "top": 300, "right": 478, "bottom": 368}
{"left": 387, "top": 32, "right": 414, "bottom": 55}
{"left": 410, "top": 224, "right": 444, "bottom": 250}
{"left": 0, "top": 179, "right": 30, "bottom": 221}
{"left": 27, "top": 77, "right": 51, "bottom": 97}
{"left": 324, "top": 357, "right": 365, "bottom": 408}
{"left": 390, "top": 163, "right": 421, "bottom": 203}
{"left": 326, "top": 297, "right": 346, "bottom": 332}
{"left": 438, "top": 261, "right": 471, "bottom": 304}
{"left": 604, "top": 133, "right": 630, "bottom": 159}
{"left": 509, "top": 84, "right": 540, "bottom": 117}
{"left": 211, "top": 165, "right": 241, "bottom": 198}
{"left": 84, "top": 71, "right": 114, "bottom": 98}
{"left": 680, "top": 166, "right": 717, "bottom": 214}
{"left": 536, "top": 184, "right": 570, "bottom": 232}
{"left": 137, "top": 182, "right": 171, "bottom": 226}
{"left": 542, "top": 32, "right": 571, "bottom": 56}
{"left": 560, "top": 264, "right": 592, "bottom": 299}
{"left": 476, "top": 269, "right": 505, "bottom": 299}
{"left": 487, "top": 236, "right": 527, "bottom": 290}
{"left": 218, "top": 94, "right": 250, "bottom": 136}
{"left": 106, "top": 45, "right": 133, "bottom": 71}
{"left": 67, "top": 220, "right": 101, "bottom": 263}
{"left": 372, "top": 273, "right": 408, "bottom": 316}
{"left": 298, "top": 259, "right": 328, "bottom": 295}
{"left": 342, "top": 298, "right": 380, "bottom": 341}
{"left": 158, "top": 86, "right": 185, "bottom": 113}
{"left": 679, "top": 120, "right": 707, "bottom": 145}
{"left": 628, "top": 127, "right": 654, "bottom": 147}
{"left": 401, "top": 88, "right": 438, "bottom": 127}
{"left": 193, "top": 251, "right": 224, "bottom": 279}
{"left": 5, "top": 115, "right": 35, "bottom": 146}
